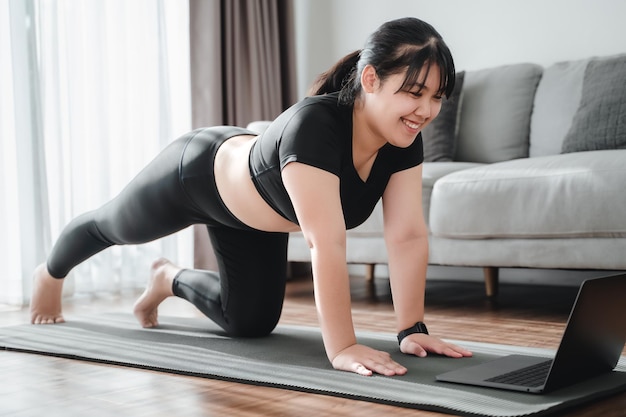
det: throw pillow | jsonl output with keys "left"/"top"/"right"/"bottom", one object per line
{"left": 454, "top": 63, "right": 543, "bottom": 163}
{"left": 529, "top": 58, "right": 589, "bottom": 157}
{"left": 561, "top": 54, "right": 626, "bottom": 153}
{"left": 421, "top": 71, "right": 464, "bottom": 162}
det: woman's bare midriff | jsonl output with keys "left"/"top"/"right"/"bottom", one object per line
{"left": 214, "top": 135, "right": 301, "bottom": 233}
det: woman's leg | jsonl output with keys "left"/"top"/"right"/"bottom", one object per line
{"left": 43, "top": 126, "right": 255, "bottom": 281}
{"left": 32, "top": 132, "right": 206, "bottom": 324}
{"left": 46, "top": 138, "right": 201, "bottom": 279}
{"left": 172, "top": 226, "right": 289, "bottom": 337}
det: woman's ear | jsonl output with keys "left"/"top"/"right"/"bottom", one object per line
{"left": 360, "top": 65, "right": 379, "bottom": 93}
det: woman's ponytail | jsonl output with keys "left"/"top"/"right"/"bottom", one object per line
{"left": 307, "top": 50, "right": 361, "bottom": 97}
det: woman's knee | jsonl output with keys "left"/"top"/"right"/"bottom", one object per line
{"left": 224, "top": 308, "right": 282, "bottom": 338}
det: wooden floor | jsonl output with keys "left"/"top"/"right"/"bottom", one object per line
{"left": 1, "top": 270, "right": 625, "bottom": 417}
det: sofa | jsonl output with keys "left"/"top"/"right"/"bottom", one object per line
{"left": 247, "top": 53, "right": 626, "bottom": 296}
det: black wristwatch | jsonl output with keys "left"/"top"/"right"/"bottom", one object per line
{"left": 397, "top": 321, "right": 429, "bottom": 345}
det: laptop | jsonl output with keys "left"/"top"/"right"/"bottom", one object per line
{"left": 436, "top": 273, "right": 626, "bottom": 393}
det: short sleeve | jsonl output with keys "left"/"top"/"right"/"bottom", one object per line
{"left": 278, "top": 101, "right": 349, "bottom": 176}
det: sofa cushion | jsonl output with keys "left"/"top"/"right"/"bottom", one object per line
{"left": 429, "top": 150, "right": 626, "bottom": 239}
{"left": 529, "top": 59, "right": 589, "bottom": 157}
{"left": 561, "top": 54, "right": 626, "bottom": 153}
{"left": 421, "top": 71, "right": 465, "bottom": 162}
{"left": 455, "top": 63, "right": 543, "bottom": 163}
{"left": 422, "top": 162, "right": 482, "bottom": 225}
{"left": 429, "top": 236, "right": 626, "bottom": 270}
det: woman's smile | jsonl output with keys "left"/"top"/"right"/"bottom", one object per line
{"left": 401, "top": 117, "right": 422, "bottom": 133}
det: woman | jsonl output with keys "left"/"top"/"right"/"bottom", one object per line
{"left": 31, "top": 17, "right": 472, "bottom": 376}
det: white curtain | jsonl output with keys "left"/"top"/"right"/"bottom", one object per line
{"left": 0, "top": 0, "right": 192, "bottom": 306}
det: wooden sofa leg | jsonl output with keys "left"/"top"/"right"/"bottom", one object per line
{"left": 483, "top": 267, "right": 499, "bottom": 298}
{"left": 365, "top": 264, "right": 375, "bottom": 282}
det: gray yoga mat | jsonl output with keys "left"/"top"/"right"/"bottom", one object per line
{"left": 1, "top": 313, "right": 625, "bottom": 417}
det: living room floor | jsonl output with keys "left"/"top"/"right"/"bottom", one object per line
{"left": 1, "top": 271, "right": 624, "bottom": 417}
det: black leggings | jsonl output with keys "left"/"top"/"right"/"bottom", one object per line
{"left": 46, "top": 127, "right": 289, "bottom": 337}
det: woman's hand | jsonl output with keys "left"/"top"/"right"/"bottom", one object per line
{"left": 332, "top": 343, "right": 408, "bottom": 376}
{"left": 400, "top": 333, "right": 473, "bottom": 358}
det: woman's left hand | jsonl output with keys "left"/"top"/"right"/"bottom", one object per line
{"left": 400, "top": 333, "right": 473, "bottom": 358}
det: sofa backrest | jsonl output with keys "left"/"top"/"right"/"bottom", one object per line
{"left": 454, "top": 63, "right": 543, "bottom": 163}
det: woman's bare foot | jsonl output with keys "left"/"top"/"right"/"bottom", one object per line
{"left": 31, "top": 263, "right": 66, "bottom": 324}
{"left": 133, "top": 258, "right": 179, "bottom": 328}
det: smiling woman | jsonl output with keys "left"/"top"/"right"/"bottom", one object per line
{"left": 0, "top": 0, "right": 191, "bottom": 305}
{"left": 29, "top": 17, "right": 472, "bottom": 377}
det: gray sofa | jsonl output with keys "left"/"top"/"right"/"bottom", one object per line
{"left": 248, "top": 53, "right": 626, "bottom": 296}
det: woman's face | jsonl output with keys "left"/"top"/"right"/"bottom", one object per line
{"left": 360, "top": 64, "right": 443, "bottom": 148}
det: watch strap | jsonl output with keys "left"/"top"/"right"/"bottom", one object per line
{"left": 397, "top": 321, "right": 429, "bottom": 344}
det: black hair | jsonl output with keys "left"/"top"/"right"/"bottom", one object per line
{"left": 308, "top": 17, "right": 455, "bottom": 104}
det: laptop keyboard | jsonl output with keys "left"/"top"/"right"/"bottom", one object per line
{"left": 485, "top": 360, "right": 553, "bottom": 387}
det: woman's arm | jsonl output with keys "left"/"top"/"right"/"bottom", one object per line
{"left": 382, "top": 165, "right": 472, "bottom": 358}
{"left": 282, "top": 162, "right": 354, "bottom": 358}
{"left": 282, "top": 162, "right": 408, "bottom": 375}
{"left": 383, "top": 164, "right": 429, "bottom": 331}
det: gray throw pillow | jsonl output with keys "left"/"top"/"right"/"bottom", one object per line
{"left": 529, "top": 58, "right": 588, "bottom": 157}
{"left": 454, "top": 63, "right": 543, "bottom": 163}
{"left": 421, "top": 71, "right": 465, "bottom": 162}
{"left": 561, "top": 54, "right": 626, "bottom": 153}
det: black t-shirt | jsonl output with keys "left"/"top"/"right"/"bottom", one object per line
{"left": 248, "top": 92, "right": 424, "bottom": 229}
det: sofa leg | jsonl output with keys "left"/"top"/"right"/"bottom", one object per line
{"left": 483, "top": 267, "right": 499, "bottom": 298}
{"left": 365, "top": 264, "right": 375, "bottom": 282}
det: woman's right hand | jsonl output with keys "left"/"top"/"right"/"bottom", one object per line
{"left": 331, "top": 343, "right": 408, "bottom": 376}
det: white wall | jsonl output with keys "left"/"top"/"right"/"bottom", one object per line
{"left": 294, "top": 0, "right": 626, "bottom": 98}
